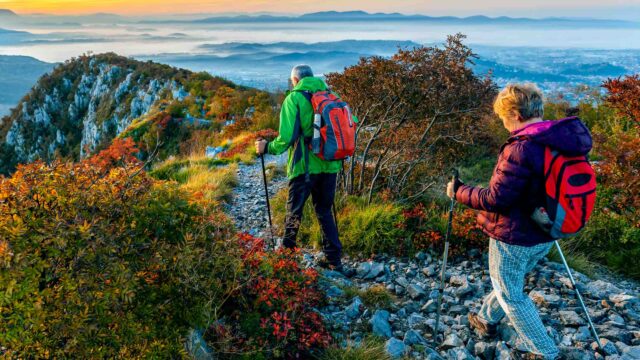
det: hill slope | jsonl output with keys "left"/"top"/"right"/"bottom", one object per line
{"left": 0, "top": 53, "right": 198, "bottom": 173}
{"left": 0, "top": 55, "right": 55, "bottom": 116}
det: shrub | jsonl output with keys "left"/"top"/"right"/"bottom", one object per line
{"left": 402, "top": 202, "right": 487, "bottom": 257}
{"left": 316, "top": 337, "right": 391, "bottom": 360}
{"left": 337, "top": 200, "right": 407, "bottom": 256}
{"left": 0, "top": 160, "right": 240, "bottom": 358}
{"left": 218, "top": 129, "right": 278, "bottom": 164}
{"left": 343, "top": 284, "right": 395, "bottom": 310}
{"left": 207, "top": 233, "right": 332, "bottom": 358}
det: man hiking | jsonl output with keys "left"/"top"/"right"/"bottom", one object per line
{"left": 255, "top": 64, "right": 356, "bottom": 277}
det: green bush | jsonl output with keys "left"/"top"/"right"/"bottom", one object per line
{"left": 0, "top": 161, "right": 240, "bottom": 358}
{"left": 568, "top": 210, "right": 640, "bottom": 278}
{"left": 271, "top": 191, "right": 406, "bottom": 256}
{"left": 337, "top": 200, "right": 407, "bottom": 256}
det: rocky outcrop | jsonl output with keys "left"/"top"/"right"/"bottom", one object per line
{"left": 0, "top": 53, "right": 190, "bottom": 172}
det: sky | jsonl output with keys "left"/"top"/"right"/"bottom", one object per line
{"left": 1, "top": 0, "right": 639, "bottom": 19}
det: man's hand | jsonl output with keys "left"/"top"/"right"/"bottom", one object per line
{"left": 255, "top": 139, "right": 268, "bottom": 155}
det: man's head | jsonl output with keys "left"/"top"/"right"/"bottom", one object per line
{"left": 290, "top": 65, "right": 314, "bottom": 87}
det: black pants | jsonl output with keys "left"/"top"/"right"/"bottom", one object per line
{"left": 282, "top": 172, "right": 342, "bottom": 265}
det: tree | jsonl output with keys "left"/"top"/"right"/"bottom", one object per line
{"left": 326, "top": 34, "right": 496, "bottom": 203}
{"left": 602, "top": 74, "right": 640, "bottom": 128}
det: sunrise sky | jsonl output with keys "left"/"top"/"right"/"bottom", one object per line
{"left": 1, "top": 0, "right": 639, "bottom": 17}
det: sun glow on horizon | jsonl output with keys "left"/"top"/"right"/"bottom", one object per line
{"left": 2, "top": 0, "right": 640, "bottom": 17}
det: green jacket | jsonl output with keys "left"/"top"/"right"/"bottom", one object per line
{"left": 268, "top": 77, "right": 347, "bottom": 180}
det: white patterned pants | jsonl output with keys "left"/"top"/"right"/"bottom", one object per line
{"left": 478, "top": 238, "right": 559, "bottom": 359}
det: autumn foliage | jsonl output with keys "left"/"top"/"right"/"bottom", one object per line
{"left": 602, "top": 74, "right": 640, "bottom": 127}
{"left": 209, "top": 233, "right": 331, "bottom": 358}
{"left": 0, "top": 157, "right": 240, "bottom": 357}
{"left": 327, "top": 34, "right": 497, "bottom": 203}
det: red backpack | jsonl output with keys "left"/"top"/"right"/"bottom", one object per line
{"left": 542, "top": 147, "right": 596, "bottom": 238}
{"left": 299, "top": 90, "right": 356, "bottom": 161}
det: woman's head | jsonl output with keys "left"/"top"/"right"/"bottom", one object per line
{"left": 493, "top": 83, "right": 544, "bottom": 132}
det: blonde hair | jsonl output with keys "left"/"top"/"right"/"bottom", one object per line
{"left": 493, "top": 83, "right": 544, "bottom": 123}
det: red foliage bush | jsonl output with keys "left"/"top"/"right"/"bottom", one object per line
{"left": 88, "top": 137, "right": 140, "bottom": 171}
{"left": 208, "top": 233, "right": 331, "bottom": 358}
{"left": 403, "top": 203, "right": 487, "bottom": 256}
{"left": 602, "top": 75, "right": 640, "bottom": 127}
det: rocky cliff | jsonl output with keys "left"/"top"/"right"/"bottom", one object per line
{"left": 0, "top": 53, "right": 193, "bottom": 173}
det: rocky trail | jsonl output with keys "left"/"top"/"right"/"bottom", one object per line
{"left": 228, "top": 160, "right": 640, "bottom": 360}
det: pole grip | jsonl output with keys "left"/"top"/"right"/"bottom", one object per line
{"left": 452, "top": 168, "right": 459, "bottom": 184}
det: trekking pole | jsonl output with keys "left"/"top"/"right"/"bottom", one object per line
{"left": 260, "top": 153, "right": 275, "bottom": 247}
{"left": 433, "top": 169, "right": 458, "bottom": 344}
{"left": 554, "top": 240, "right": 603, "bottom": 351}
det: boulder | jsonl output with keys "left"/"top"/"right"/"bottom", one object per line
{"left": 404, "top": 329, "right": 428, "bottom": 346}
{"left": 446, "top": 347, "right": 475, "bottom": 360}
{"left": 370, "top": 310, "right": 392, "bottom": 338}
{"left": 559, "top": 310, "right": 587, "bottom": 327}
{"left": 345, "top": 297, "right": 363, "bottom": 319}
{"left": 408, "top": 284, "right": 427, "bottom": 300}
{"left": 585, "top": 280, "right": 621, "bottom": 299}
{"left": 593, "top": 339, "right": 619, "bottom": 356}
{"left": 441, "top": 333, "right": 464, "bottom": 349}
{"left": 385, "top": 337, "right": 407, "bottom": 358}
{"left": 474, "top": 341, "right": 496, "bottom": 360}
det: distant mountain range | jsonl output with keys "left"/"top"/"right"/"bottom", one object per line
{"left": 1, "top": 8, "right": 638, "bottom": 28}
{"left": 0, "top": 9, "right": 17, "bottom": 16}
{"left": 186, "top": 10, "right": 638, "bottom": 27}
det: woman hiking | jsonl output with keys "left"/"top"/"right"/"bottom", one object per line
{"left": 447, "top": 83, "right": 593, "bottom": 360}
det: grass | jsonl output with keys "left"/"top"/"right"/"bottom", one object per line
{"left": 150, "top": 155, "right": 238, "bottom": 204}
{"left": 149, "top": 155, "right": 229, "bottom": 181}
{"left": 316, "top": 337, "right": 391, "bottom": 360}
{"left": 547, "top": 243, "right": 598, "bottom": 279}
{"left": 271, "top": 190, "right": 407, "bottom": 257}
{"left": 265, "top": 162, "right": 286, "bottom": 182}
{"left": 342, "top": 284, "right": 395, "bottom": 310}
{"left": 181, "top": 163, "right": 238, "bottom": 203}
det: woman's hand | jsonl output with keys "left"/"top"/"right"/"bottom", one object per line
{"left": 446, "top": 178, "right": 463, "bottom": 199}
{"left": 447, "top": 181, "right": 455, "bottom": 199}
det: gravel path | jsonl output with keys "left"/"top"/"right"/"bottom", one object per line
{"left": 227, "top": 159, "right": 640, "bottom": 360}
{"left": 228, "top": 154, "right": 287, "bottom": 243}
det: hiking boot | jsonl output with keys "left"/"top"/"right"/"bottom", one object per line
{"left": 468, "top": 312, "right": 498, "bottom": 338}
{"left": 317, "top": 260, "right": 355, "bottom": 278}
{"left": 334, "top": 265, "right": 356, "bottom": 278}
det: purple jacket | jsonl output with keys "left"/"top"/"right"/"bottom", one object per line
{"left": 455, "top": 117, "right": 593, "bottom": 246}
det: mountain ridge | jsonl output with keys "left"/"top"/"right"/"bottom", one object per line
{"left": 186, "top": 10, "right": 639, "bottom": 26}
{"left": 0, "top": 53, "right": 194, "bottom": 172}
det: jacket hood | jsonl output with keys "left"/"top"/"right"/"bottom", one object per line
{"left": 293, "top": 77, "right": 328, "bottom": 92}
{"left": 513, "top": 117, "right": 593, "bottom": 156}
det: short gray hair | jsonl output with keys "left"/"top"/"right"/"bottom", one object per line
{"left": 291, "top": 65, "right": 314, "bottom": 80}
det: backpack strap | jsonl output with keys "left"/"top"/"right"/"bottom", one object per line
{"left": 292, "top": 90, "right": 314, "bottom": 183}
